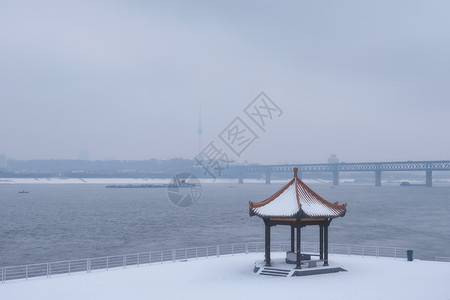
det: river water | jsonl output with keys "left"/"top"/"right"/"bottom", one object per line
{"left": 1, "top": 182, "right": 449, "bottom": 266}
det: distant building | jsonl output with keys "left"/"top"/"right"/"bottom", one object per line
{"left": 0, "top": 154, "right": 7, "bottom": 170}
{"left": 328, "top": 154, "right": 339, "bottom": 164}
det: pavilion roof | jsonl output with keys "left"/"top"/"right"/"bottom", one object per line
{"left": 249, "top": 168, "right": 347, "bottom": 219}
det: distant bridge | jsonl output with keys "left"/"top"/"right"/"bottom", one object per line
{"left": 229, "top": 160, "right": 450, "bottom": 187}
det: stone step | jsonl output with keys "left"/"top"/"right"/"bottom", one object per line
{"left": 258, "top": 267, "right": 291, "bottom": 277}
{"left": 259, "top": 272, "right": 289, "bottom": 277}
{"left": 264, "top": 267, "right": 291, "bottom": 272}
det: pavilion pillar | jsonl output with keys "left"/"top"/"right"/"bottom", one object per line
{"left": 264, "top": 222, "right": 271, "bottom": 266}
{"left": 319, "top": 225, "right": 324, "bottom": 260}
{"left": 296, "top": 224, "right": 302, "bottom": 269}
{"left": 290, "top": 226, "right": 295, "bottom": 252}
{"left": 323, "top": 223, "right": 329, "bottom": 266}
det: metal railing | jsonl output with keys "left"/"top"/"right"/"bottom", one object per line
{"left": 435, "top": 256, "right": 450, "bottom": 262}
{"left": 0, "top": 242, "right": 418, "bottom": 283}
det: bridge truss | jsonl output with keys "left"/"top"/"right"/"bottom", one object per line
{"left": 229, "top": 160, "right": 450, "bottom": 186}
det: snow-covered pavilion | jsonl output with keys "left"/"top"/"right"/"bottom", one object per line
{"left": 249, "top": 168, "right": 347, "bottom": 269}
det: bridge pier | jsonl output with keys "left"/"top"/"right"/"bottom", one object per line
{"left": 238, "top": 173, "right": 244, "bottom": 184}
{"left": 265, "top": 171, "right": 271, "bottom": 185}
{"left": 332, "top": 171, "right": 339, "bottom": 186}
{"left": 426, "top": 170, "right": 432, "bottom": 187}
{"left": 375, "top": 170, "right": 382, "bottom": 187}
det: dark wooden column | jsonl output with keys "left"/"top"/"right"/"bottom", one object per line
{"left": 295, "top": 223, "right": 302, "bottom": 269}
{"left": 319, "top": 224, "right": 324, "bottom": 260}
{"left": 323, "top": 223, "right": 329, "bottom": 266}
{"left": 290, "top": 225, "right": 295, "bottom": 252}
{"left": 265, "top": 222, "right": 271, "bottom": 266}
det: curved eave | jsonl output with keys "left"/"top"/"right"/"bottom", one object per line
{"left": 249, "top": 178, "right": 295, "bottom": 209}
{"left": 250, "top": 208, "right": 346, "bottom": 219}
{"left": 300, "top": 209, "right": 346, "bottom": 219}
{"left": 249, "top": 205, "right": 300, "bottom": 219}
{"left": 248, "top": 173, "right": 347, "bottom": 219}
{"left": 295, "top": 178, "right": 348, "bottom": 214}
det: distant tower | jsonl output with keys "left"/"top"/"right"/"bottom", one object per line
{"left": 328, "top": 154, "right": 339, "bottom": 164}
{"left": 197, "top": 106, "right": 203, "bottom": 153}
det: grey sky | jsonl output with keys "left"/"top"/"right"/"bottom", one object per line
{"left": 1, "top": 0, "right": 449, "bottom": 164}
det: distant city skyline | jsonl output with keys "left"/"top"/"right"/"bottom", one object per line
{"left": 1, "top": 1, "right": 450, "bottom": 164}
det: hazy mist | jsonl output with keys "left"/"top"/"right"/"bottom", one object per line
{"left": 1, "top": 0, "right": 449, "bottom": 164}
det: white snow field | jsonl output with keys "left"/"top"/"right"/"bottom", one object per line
{"left": 1, "top": 252, "right": 449, "bottom": 300}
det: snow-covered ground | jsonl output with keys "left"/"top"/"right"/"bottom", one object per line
{"left": 1, "top": 253, "right": 449, "bottom": 300}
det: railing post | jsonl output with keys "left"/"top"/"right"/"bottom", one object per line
{"left": 138, "top": 254, "right": 140, "bottom": 267}
{"left": 232, "top": 244, "right": 234, "bottom": 256}
{"left": 26, "top": 265, "right": 28, "bottom": 280}
{"left": 107, "top": 257, "right": 109, "bottom": 270}
{"left": 47, "top": 263, "right": 49, "bottom": 278}
{"left": 347, "top": 245, "right": 350, "bottom": 256}
{"left": 196, "top": 248, "right": 198, "bottom": 260}
{"left": 217, "top": 245, "right": 220, "bottom": 257}
{"left": 185, "top": 249, "right": 187, "bottom": 260}
{"left": 88, "top": 258, "right": 91, "bottom": 273}
{"left": 245, "top": 243, "right": 248, "bottom": 254}
{"left": 2, "top": 267, "right": 4, "bottom": 283}
{"left": 149, "top": 253, "right": 151, "bottom": 266}
{"left": 123, "top": 256, "right": 125, "bottom": 268}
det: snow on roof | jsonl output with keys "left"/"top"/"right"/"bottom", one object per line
{"left": 249, "top": 168, "right": 347, "bottom": 218}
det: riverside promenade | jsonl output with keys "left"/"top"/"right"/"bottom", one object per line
{"left": 1, "top": 245, "right": 449, "bottom": 300}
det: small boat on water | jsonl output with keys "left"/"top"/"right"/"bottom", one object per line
{"left": 18, "top": 190, "right": 29, "bottom": 193}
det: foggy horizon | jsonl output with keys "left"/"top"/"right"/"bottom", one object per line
{"left": 2, "top": 1, "right": 450, "bottom": 164}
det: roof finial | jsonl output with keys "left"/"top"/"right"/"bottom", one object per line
{"left": 293, "top": 167, "right": 298, "bottom": 178}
